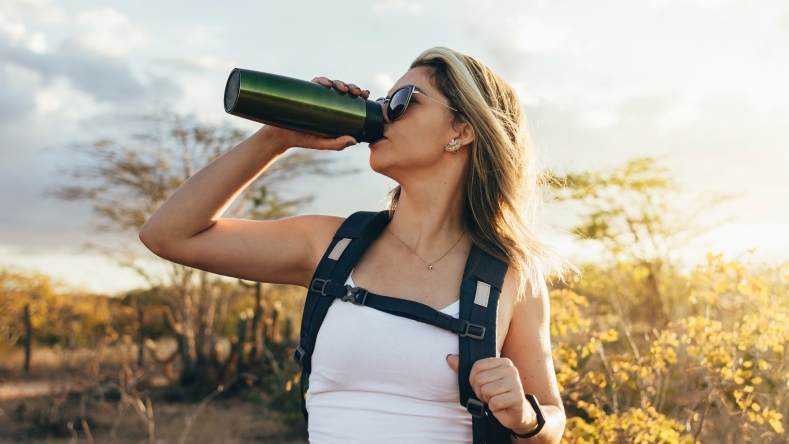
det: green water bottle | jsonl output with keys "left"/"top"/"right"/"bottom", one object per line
{"left": 223, "top": 68, "right": 384, "bottom": 144}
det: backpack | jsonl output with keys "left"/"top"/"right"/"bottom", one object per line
{"left": 294, "top": 210, "right": 514, "bottom": 443}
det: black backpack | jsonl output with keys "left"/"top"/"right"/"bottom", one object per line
{"left": 294, "top": 210, "right": 514, "bottom": 443}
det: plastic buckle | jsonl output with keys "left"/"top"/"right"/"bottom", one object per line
{"left": 466, "top": 398, "right": 486, "bottom": 418}
{"left": 310, "top": 278, "right": 330, "bottom": 296}
{"left": 294, "top": 346, "right": 305, "bottom": 366}
{"left": 342, "top": 285, "right": 368, "bottom": 306}
{"left": 458, "top": 320, "right": 486, "bottom": 340}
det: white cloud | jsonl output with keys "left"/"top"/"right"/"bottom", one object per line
{"left": 0, "top": 0, "right": 65, "bottom": 25}
{"left": 369, "top": 72, "right": 394, "bottom": 98}
{"left": 70, "top": 8, "right": 147, "bottom": 59}
{"left": 0, "top": 13, "right": 47, "bottom": 52}
{"left": 169, "top": 54, "right": 236, "bottom": 72}
{"left": 579, "top": 109, "right": 620, "bottom": 129}
{"left": 656, "top": 100, "right": 700, "bottom": 136}
{"left": 504, "top": 14, "right": 569, "bottom": 55}
{"left": 34, "top": 89, "right": 60, "bottom": 114}
{"left": 373, "top": 0, "right": 425, "bottom": 15}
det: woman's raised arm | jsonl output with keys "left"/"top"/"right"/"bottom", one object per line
{"left": 139, "top": 78, "right": 371, "bottom": 287}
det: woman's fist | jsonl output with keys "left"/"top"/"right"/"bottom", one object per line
{"left": 446, "top": 354, "right": 537, "bottom": 433}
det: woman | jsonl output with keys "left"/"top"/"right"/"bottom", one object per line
{"left": 140, "top": 46, "right": 566, "bottom": 443}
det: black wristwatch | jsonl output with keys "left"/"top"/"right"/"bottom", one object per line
{"left": 510, "top": 394, "right": 546, "bottom": 439}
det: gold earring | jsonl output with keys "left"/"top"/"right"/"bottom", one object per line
{"left": 444, "top": 138, "right": 461, "bottom": 153}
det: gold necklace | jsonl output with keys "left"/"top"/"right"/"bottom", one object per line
{"left": 387, "top": 227, "right": 466, "bottom": 270}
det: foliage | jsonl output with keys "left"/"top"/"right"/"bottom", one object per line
{"left": 0, "top": 267, "right": 120, "bottom": 351}
{"left": 553, "top": 255, "right": 788, "bottom": 443}
{"left": 549, "top": 157, "right": 731, "bottom": 325}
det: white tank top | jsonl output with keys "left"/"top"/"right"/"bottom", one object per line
{"left": 306, "top": 269, "right": 500, "bottom": 443}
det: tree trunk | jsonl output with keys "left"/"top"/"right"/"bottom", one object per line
{"left": 250, "top": 283, "right": 265, "bottom": 361}
{"left": 23, "top": 304, "right": 31, "bottom": 373}
{"left": 137, "top": 306, "right": 145, "bottom": 368}
{"left": 644, "top": 260, "right": 667, "bottom": 326}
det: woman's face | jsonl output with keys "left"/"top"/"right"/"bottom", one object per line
{"left": 368, "top": 66, "right": 468, "bottom": 184}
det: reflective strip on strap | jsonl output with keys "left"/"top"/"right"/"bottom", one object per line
{"left": 474, "top": 281, "right": 491, "bottom": 307}
{"left": 328, "top": 238, "right": 352, "bottom": 260}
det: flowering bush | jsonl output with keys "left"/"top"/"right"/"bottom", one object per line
{"left": 553, "top": 254, "right": 788, "bottom": 443}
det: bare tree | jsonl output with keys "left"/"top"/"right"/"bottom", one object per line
{"left": 49, "top": 108, "right": 356, "bottom": 387}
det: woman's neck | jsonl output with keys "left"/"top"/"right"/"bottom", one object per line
{"left": 387, "top": 175, "right": 468, "bottom": 257}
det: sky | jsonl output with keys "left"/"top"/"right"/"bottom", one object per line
{"left": 1, "top": 0, "right": 788, "bottom": 294}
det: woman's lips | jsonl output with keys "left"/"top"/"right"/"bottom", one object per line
{"left": 369, "top": 137, "right": 387, "bottom": 147}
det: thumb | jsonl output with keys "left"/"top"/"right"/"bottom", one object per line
{"left": 446, "top": 354, "right": 460, "bottom": 373}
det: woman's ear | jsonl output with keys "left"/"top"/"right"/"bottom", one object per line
{"left": 453, "top": 121, "right": 475, "bottom": 147}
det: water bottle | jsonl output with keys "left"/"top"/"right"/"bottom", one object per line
{"left": 223, "top": 68, "right": 384, "bottom": 144}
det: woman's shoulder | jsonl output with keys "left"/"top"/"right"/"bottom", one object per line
{"left": 287, "top": 214, "right": 346, "bottom": 243}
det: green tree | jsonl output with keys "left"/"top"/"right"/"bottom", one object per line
{"left": 549, "top": 157, "right": 729, "bottom": 325}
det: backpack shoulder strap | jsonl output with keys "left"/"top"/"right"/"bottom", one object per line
{"left": 458, "top": 243, "right": 511, "bottom": 443}
{"left": 294, "top": 210, "right": 390, "bottom": 422}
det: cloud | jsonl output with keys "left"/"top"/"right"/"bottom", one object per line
{"left": 372, "top": 0, "right": 425, "bottom": 15}
{"left": 463, "top": 12, "right": 569, "bottom": 78}
{"left": 0, "top": 0, "right": 65, "bottom": 25}
{"left": 3, "top": 42, "right": 180, "bottom": 103}
{"left": 0, "top": 12, "right": 47, "bottom": 53}
{"left": 369, "top": 72, "right": 394, "bottom": 98}
{"left": 69, "top": 8, "right": 147, "bottom": 59}
{"left": 160, "top": 54, "right": 237, "bottom": 72}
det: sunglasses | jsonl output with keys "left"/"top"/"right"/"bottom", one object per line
{"left": 376, "top": 85, "right": 458, "bottom": 122}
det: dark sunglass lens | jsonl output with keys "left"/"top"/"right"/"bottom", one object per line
{"left": 388, "top": 88, "right": 411, "bottom": 120}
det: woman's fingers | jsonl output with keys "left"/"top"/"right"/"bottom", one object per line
{"left": 311, "top": 76, "right": 333, "bottom": 87}
{"left": 312, "top": 77, "right": 369, "bottom": 98}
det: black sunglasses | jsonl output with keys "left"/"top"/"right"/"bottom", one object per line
{"left": 376, "top": 85, "right": 458, "bottom": 122}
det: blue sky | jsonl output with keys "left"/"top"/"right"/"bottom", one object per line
{"left": 1, "top": 0, "right": 788, "bottom": 293}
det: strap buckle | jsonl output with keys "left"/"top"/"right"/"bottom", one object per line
{"left": 310, "top": 278, "right": 330, "bottom": 296}
{"left": 458, "top": 320, "right": 486, "bottom": 340}
{"left": 341, "top": 285, "right": 368, "bottom": 306}
{"left": 466, "top": 398, "right": 486, "bottom": 418}
{"left": 294, "top": 345, "right": 306, "bottom": 367}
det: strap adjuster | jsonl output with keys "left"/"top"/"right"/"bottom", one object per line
{"left": 458, "top": 320, "right": 486, "bottom": 340}
{"left": 341, "top": 285, "right": 368, "bottom": 306}
{"left": 294, "top": 345, "right": 305, "bottom": 366}
{"left": 466, "top": 398, "right": 486, "bottom": 418}
{"left": 310, "top": 278, "right": 330, "bottom": 296}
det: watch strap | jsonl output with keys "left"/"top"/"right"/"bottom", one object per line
{"left": 510, "top": 394, "right": 546, "bottom": 439}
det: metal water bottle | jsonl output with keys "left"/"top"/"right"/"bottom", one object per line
{"left": 223, "top": 68, "right": 384, "bottom": 144}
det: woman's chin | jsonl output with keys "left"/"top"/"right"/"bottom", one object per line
{"left": 368, "top": 147, "right": 393, "bottom": 176}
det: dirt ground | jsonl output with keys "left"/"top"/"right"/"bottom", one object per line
{"left": 0, "top": 347, "right": 309, "bottom": 444}
{"left": 0, "top": 391, "right": 309, "bottom": 444}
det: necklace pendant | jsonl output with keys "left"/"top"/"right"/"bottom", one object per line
{"left": 428, "top": 264, "right": 433, "bottom": 270}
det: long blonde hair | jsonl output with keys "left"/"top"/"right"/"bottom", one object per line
{"left": 386, "top": 46, "right": 567, "bottom": 300}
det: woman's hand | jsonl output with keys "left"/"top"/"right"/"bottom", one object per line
{"left": 446, "top": 354, "right": 537, "bottom": 434}
{"left": 262, "top": 77, "right": 372, "bottom": 152}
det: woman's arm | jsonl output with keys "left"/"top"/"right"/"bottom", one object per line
{"left": 139, "top": 78, "right": 370, "bottom": 287}
{"left": 502, "top": 271, "right": 566, "bottom": 443}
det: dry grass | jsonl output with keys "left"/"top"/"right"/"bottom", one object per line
{"left": 0, "top": 395, "right": 308, "bottom": 444}
{"left": 0, "top": 346, "right": 308, "bottom": 444}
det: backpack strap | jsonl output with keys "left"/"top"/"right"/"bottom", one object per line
{"left": 294, "top": 210, "right": 391, "bottom": 422}
{"left": 458, "top": 244, "right": 511, "bottom": 443}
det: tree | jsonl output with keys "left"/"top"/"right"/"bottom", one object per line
{"left": 549, "top": 157, "right": 730, "bottom": 325}
{"left": 50, "top": 109, "right": 356, "bottom": 387}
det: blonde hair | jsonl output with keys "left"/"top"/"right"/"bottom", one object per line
{"left": 386, "top": 46, "right": 568, "bottom": 300}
